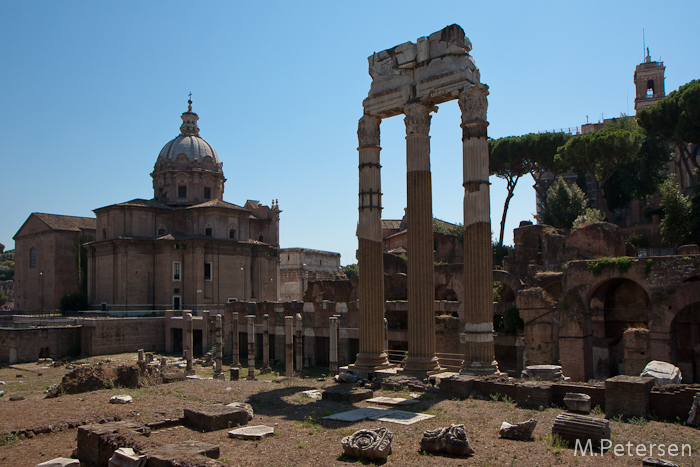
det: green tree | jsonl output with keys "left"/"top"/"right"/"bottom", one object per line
{"left": 637, "top": 79, "right": 700, "bottom": 175}
{"left": 659, "top": 174, "right": 692, "bottom": 245}
{"left": 572, "top": 208, "right": 605, "bottom": 230}
{"left": 556, "top": 118, "right": 643, "bottom": 219}
{"left": 513, "top": 132, "right": 572, "bottom": 212}
{"left": 341, "top": 264, "right": 358, "bottom": 279}
{"left": 0, "top": 249, "right": 15, "bottom": 281}
{"left": 489, "top": 136, "right": 528, "bottom": 248}
{"left": 541, "top": 176, "right": 588, "bottom": 230}
{"left": 0, "top": 289, "right": 7, "bottom": 307}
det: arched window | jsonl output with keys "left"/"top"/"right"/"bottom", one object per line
{"left": 229, "top": 229, "right": 237, "bottom": 240}
{"left": 646, "top": 79, "right": 655, "bottom": 97}
{"left": 258, "top": 234, "right": 264, "bottom": 242}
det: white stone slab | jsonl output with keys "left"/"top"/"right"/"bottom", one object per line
{"left": 324, "top": 407, "right": 433, "bottom": 425}
{"left": 228, "top": 425, "right": 274, "bottom": 440}
{"left": 302, "top": 389, "right": 323, "bottom": 400}
{"left": 366, "top": 396, "right": 419, "bottom": 406}
{"left": 373, "top": 410, "right": 435, "bottom": 425}
{"left": 109, "top": 395, "right": 132, "bottom": 404}
{"left": 323, "top": 407, "right": 389, "bottom": 422}
{"left": 35, "top": 458, "right": 80, "bottom": 467}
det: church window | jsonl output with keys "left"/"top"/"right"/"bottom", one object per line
{"left": 204, "top": 262, "right": 212, "bottom": 281}
{"left": 29, "top": 247, "right": 36, "bottom": 268}
{"left": 178, "top": 185, "right": 187, "bottom": 198}
{"left": 258, "top": 234, "right": 264, "bottom": 242}
{"left": 205, "top": 227, "right": 213, "bottom": 236}
{"left": 102, "top": 228, "right": 107, "bottom": 240}
{"left": 229, "top": 229, "right": 237, "bottom": 240}
{"left": 203, "top": 187, "right": 211, "bottom": 200}
{"left": 173, "top": 261, "right": 181, "bottom": 281}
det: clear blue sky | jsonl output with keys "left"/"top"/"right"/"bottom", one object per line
{"left": 2, "top": 1, "right": 699, "bottom": 265}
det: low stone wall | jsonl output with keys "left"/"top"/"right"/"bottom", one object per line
{"left": 81, "top": 317, "right": 165, "bottom": 355}
{"left": 0, "top": 326, "right": 81, "bottom": 363}
{"left": 440, "top": 375, "right": 700, "bottom": 420}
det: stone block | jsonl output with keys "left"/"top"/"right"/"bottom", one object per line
{"left": 183, "top": 405, "right": 250, "bottom": 431}
{"left": 563, "top": 393, "right": 591, "bottom": 413}
{"left": 499, "top": 419, "right": 537, "bottom": 441}
{"left": 145, "top": 440, "right": 221, "bottom": 467}
{"left": 439, "top": 375, "right": 474, "bottom": 399}
{"left": 76, "top": 421, "right": 151, "bottom": 467}
{"left": 322, "top": 386, "right": 373, "bottom": 403}
{"left": 108, "top": 447, "right": 146, "bottom": 467}
{"left": 552, "top": 413, "right": 610, "bottom": 449}
{"left": 516, "top": 383, "right": 552, "bottom": 409}
{"left": 641, "top": 361, "right": 682, "bottom": 385}
{"left": 605, "top": 375, "right": 655, "bottom": 418}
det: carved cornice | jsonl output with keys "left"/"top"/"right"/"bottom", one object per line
{"left": 459, "top": 83, "right": 489, "bottom": 126}
{"left": 404, "top": 104, "right": 432, "bottom": 136}
{"left": 358, "top": 115, "right": 381, "bottom": 147}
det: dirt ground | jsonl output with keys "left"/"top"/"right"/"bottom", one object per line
{"left": 1, "top": 353, "right": 700, "bottom": 467}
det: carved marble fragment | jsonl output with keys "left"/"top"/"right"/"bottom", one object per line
{"left": 420, "top": 424, "right": 475, "bottom": 456}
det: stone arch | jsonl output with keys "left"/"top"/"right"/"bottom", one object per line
{"left": 668, "top": 280, "right": 700, "bottom": 382}
{"left": 493, "top": 270, "right": 523, "bottom": 303}
{"left": 588, "top": 278, "right": 650, "bottom": 378}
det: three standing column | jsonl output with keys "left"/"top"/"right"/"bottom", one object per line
{"left": 352, "top": 115, "right": 389, "bottom": 372}
{"left": 459, "top": 84, "right": 499, "bottom": 375}
{"left": 403, "top": 103, "right": 440, "bottom": 375}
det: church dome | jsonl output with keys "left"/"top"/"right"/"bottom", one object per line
{"left": 156, "top": 98, "right": 220, "bottom": 164}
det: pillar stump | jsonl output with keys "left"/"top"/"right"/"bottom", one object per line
{"left": 246, "top": 315, "right": 256, "bottom": 380}
{"left": 261, "top": 314, "right": 271, "bottom": 373}
{"left": 285, "top": 315, "right": 294, "bottom": 378}
{"left": 231, "top": 312, "right": 240, "bottom": 369}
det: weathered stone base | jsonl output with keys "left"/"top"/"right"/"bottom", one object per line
{"left": 516, "top": 383, "right": 552, "bottom": 409}
{"left": 76, "top": 421, "right": 152, "bottom": 467}
{"left": 146, "top": 441, "right": 221, "bottom": 467}
{"left": 183, "top": 406, "right": 251, "bottom": 432}
{"left": 402, "top": 356, "right": 442, "bottom": 376}
{"left": 323, "top": 386, "right": 374, "bottom": 403}
{"left": 438, "top": 375, "right": 474, "bottom": 399}
{"left": 605, "top": 375, "right": 655, "bottom": 418}
{"left": 460, "top": 360, "right": 500, "bottom": 376}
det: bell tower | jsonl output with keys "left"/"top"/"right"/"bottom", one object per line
{"left": 634, "top": 47, "right": 665, "bottom": 112}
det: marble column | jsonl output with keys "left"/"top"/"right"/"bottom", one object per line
{"left": 352, "top": 115, "right": 390, "bottom": 371}
{"left": 403, "top": 103, "right": 441, "bottom": 375}
{"left": 329, "top": 316, "right": 339, "bottom": 376}
{"left": 185, "top": 312, "right": 194, "bottom": 375}
{"left": 261, "top": 314, "right": 271, "bottom": 373}
{"left": 231, "top": 312, "right": 240, "bottom": 368}
{"left": 458, "top": 84, "right": 499, "bottom": 375}
{"left": 246, "top": 315, "right": 256, "bottom": 380}
{"left": 285, "top": 315, "right": 294, "bottom": 377}
{"left": 295, "top": 313, "right": 303, "bottom": 372}
{"left": 214, "top": 314, "right": 224, "bottom": 379}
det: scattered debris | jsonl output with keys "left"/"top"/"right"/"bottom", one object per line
{"left": 563, "top": 392, "right": 591, "bottom": 413}
{"left": 641, "top": 361, "right": 682, "bottom": 385}
{"left": 110, "top": 395, "right": 133, "bottom": 404}
{"left": 420, "top": 424, "right": 475, "bottom": 456}
{"left": 228, "top": 425, "right": 274, "bottom": 440}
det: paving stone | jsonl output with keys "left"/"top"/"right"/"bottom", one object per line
{"left": 324, "top": 407, "right": 388, "bottom": 422}
{"left": 373, "top": 410, "right": 434, "bottom": 425}
{"left": 228, "top": 425, "right": 274, "bottom": 440}
{"left": 366, "top": 396, "right": 418, "bottom": 406}
{"left": 301, "top": 390, "right": 323, "bottom": 400}
{"left": 146, "top": 440, "right": 221, "bottom": 467}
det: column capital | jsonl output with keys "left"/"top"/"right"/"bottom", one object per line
{"left": 404, "top": 103, "right": 433, "bottom": 136}
{"left": 358, "top": 115, "right": 381, "bottom": 147}
{"left": 459, "top": 84, "right": 489, "bottom": 138}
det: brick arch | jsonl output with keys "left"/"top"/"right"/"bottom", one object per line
{"left": 493, "top": 270, "right": 523, "bottom": 301}
{"left": 667, "top": 281, "right": 700, "bottom": 316}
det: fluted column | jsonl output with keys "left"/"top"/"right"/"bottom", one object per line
{"left": 459, "top": 84, "right": 499, "bottom": 375}
{"left": 403, "top": 103, "right": 441, "bottom": 375}
{"left": 352, "top": 115, "right": 390, "bottom": 371}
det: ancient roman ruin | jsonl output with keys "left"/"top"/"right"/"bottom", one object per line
{"left": 354, "top": 24, "right": 497, "bottom": 376}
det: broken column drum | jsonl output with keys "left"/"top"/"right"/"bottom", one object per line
{"left": 355, "top": 24, "right": 498, "bottom": 375}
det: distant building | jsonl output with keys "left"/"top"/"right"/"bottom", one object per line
{"left": 279, "top": 248, "right": 341, "bottom": 301}
{"left": 13, "top": 213, "right": 96, "bottom": 311}
{"left": 634, "top": 48, "right": 666, "bottom": 111}
{"left": 85, "top": 99, "right": 281, "bottom": 311}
